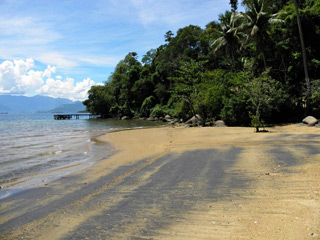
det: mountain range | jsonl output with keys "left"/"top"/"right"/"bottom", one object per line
{"left": 0, "top": 95, "right": 86, "bottom": 113}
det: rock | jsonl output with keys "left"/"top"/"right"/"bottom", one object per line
{"left": 186, "top": 114, "right": 203, "bottom": 125}
{"left": 302, "top": 116, "right": 318, "bottom": 126}
{"left": 121, "top": 116, "right": 130, "bottom": 120}
{"left": 205, "top": 122, "right": 214, "bottom": 127}
{"left": 169, "top": 119, "right": 178, "bottom": 125}
{"left": 147, "top": 117, "right": 155, "bottom": 121}
{"left": 163, "top": 115, "right": 173, "bottom": 122}
{"left": 214, "top": 120, "right": 226, "bottom": 127}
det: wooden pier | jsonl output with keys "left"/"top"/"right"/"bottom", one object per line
{"left": 54, "top": 114, "right": 100, "bottom": 120}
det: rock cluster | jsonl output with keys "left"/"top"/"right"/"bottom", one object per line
{"left": 120, "top": 114, "right": 229, "bottom": 128}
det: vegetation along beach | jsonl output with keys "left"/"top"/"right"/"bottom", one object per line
{"left": 1, "top": 0, "right": 320, "bottom": 239}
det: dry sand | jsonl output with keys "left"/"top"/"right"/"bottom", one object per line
{"left": 1, "top": 124, "right": 320, "bottom": 239}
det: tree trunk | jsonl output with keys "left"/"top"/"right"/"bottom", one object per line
{"left": 261, "top": 50, "right": 267, "bottom": 70}
{"left": 255, "top": 35, "right": 267, "bottom": 70}
{"left": 294, "top": 0, "right": 310, "bottom": 113}
{"left": 255, "top": 107, "right": 260, "bottom": 132}
{"left": 231, "top": 46, "right": 236, "bottom": 69}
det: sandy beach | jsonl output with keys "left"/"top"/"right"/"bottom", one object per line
{"left": 1, "top": 124, "right": 320, "bottom": 239}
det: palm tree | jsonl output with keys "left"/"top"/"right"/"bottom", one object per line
{"left": 241, "top": 0, "right": 282, "bottom": 69}
{"left": 210, "top": 11, "right": 246, "bottom": 68}
{"left": 293, "top": 0, "right": 310, "bottom": 111}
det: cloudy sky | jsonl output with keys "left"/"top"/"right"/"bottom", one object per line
{"left": 0, "top": 0, "right": 241, "bottom": 101}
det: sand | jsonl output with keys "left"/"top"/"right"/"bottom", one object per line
{"left": 1, "top": 124, "right": 320, "bottom": 239}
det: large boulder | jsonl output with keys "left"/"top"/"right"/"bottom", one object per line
{"left": 214, "top": 120, "right": 226, "bottom": 127}
{"left": 186, "top": 114, "right": 203, "bottom": 125}
{"left": 121, "top": 116, "right": 130, "bottom": 120}
{"left": 147, "top": 116, "right": 156, "bottom": 121}
{"left": 302, "top": 116, "right": 318, "bottom": 126}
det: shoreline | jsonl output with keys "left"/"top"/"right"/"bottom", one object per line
{"left": 0, "top": 122, "right": 165, "bottom": 200}
{"left": 1, "top": 124, "right": 320, "bottom": 239}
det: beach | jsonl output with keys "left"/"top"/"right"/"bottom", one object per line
{"left": 1, "top": 124, "right": 320, "bottom": 239}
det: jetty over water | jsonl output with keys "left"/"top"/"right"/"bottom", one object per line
{"left": 54, "top": 113, "right": 100, "bottom": 120}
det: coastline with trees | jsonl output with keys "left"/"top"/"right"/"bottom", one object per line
{"left": 83, "top": 0, "right": 320, "bottom": 130}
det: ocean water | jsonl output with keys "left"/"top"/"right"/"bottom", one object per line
{"left": 0, "top": 113, "right": 162, "bottom": 198}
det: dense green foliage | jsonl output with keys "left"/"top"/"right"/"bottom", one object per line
{"left": 84, "top": 0, "right": 320, "bottom": 127}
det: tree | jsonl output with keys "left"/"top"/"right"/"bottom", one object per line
{"left": 152, "top": 25, "right": 205, "bottom": 105}
{"left": 164, "top": 31, "right": 174, "bottom": 42}
{"left": 83, "top": 85, "right": 114, "bottom": 116}
{"left": 242, "top": 0, "right": 282, "bottom": 69}
{"left": 244, "top": 69, "right": 286, "bottom": 132}
{"left": 108, "top": 52, "right": 142, "bottom": 116}
{"left": 210, "top": 11, "right": 246, "bottom": 68}
{"left": 293, "top": 0, "right": 310, "bottom": 112}
{"left": 141, "top": 49, "right": 156, "bottom": 65}
{"left": 170, "top": 59, "right": 207, "bottom": 123}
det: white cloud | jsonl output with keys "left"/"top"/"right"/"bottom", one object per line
{"left": 37, "top": 77, "right": 95, "bottom": 101}
{"left": 0, "top": 58, "right": 44, "bottom": 94}
{"left": 43, "top": 65, "right": 56, "bottom": 78}
{"left": 0, "top": 58, "right": 96, "bottom": 100}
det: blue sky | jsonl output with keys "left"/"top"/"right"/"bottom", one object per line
{"left": 0, "top": 0, "right": 242, "bottom": 101}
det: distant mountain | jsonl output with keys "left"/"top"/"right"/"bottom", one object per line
{"left": 43, "top": 101, "right": 86, "bottom": 113}
{"left": 0, "top": 95, "right": 74, "bottom": 113}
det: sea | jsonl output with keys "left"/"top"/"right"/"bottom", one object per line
{"left": 0, "top": 113, "right": 162, "bottom": 199}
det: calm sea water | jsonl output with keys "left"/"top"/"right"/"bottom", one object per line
{"left": 0, "top": 113, "right": 161, "bottom": 198}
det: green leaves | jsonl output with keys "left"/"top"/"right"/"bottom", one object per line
{"left": 169, "top": 59, "right": 207, "bottom": 118}
{"left": 210, "top": 11, "right": 246, "bottom": 68}
{"left": 243, "top": 69, "right": 287, "bottom": 130}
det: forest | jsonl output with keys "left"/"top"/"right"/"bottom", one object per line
{"left": 83, "top": 0, "right": 320, "bottom": 129}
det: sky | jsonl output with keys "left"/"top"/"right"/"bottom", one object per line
{"left": 0, "top": 0, "right": 243, "bottom": 101}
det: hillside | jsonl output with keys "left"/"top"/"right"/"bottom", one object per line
{"left": 0, "top": 95, "right": 74, "bottom": 113}
{"left": 44, "top": 101, "right": 86, "bottom": 113}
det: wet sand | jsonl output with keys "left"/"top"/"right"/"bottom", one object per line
{"left": 1, "top": 124, "right": 320, "bottom": 239}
